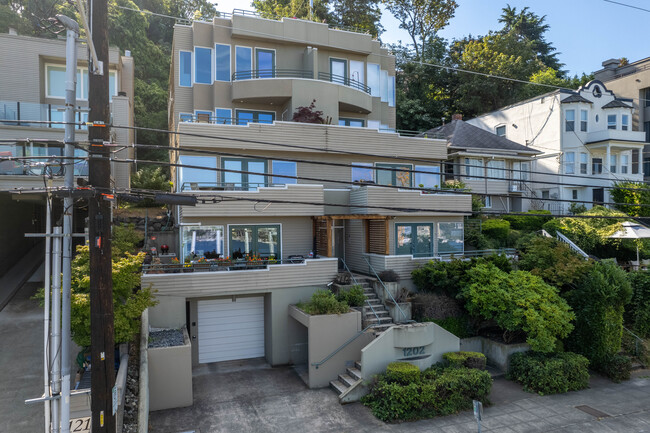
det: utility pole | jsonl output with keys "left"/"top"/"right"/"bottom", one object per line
{"left": 87, "top": 0, "right": 115, "bottom": 431}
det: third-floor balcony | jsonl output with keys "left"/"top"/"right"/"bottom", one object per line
{"left": 0, "top": 100, "right": 89, "bottom": 131}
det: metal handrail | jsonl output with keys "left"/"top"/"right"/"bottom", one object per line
{"left": 623, "top": 326, "right": 646, "bottom": 358}
{"left": 365, "top": 299, "right": 380, "bottom": 323}
{"left": 362, "top": 256, "right": 409, "bottom": 323}
{"left": 438, "top": 248, "right": 517, "bottom": 259}
{"left": 317, "top": 72, "right": 371, "bottom": 94}
{"left": 232, "top": 68, "right": 313, "bottom": 81}
{"left": 338, "top": 258, "right": 359, "bottom": 286}
{"left": 180, "top": 181, "right": 272, "bottom": 192}
{"left": 556, "top": 231, "right": 589, "bottom": 259}
{"left": 312, "top": 325, "right": 373, "bottom": 369}
{"left": 142, "top": 257, "right": 304, "bottom": 274}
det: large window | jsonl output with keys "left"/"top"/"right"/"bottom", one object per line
{"left": 396, "top": 223, "right": 433, "bottom": 257}
{"left": 46, "top": 65, "right": 116, "bottom": 100}
{"left": 194, "top": 47, "right": 212, "bottom": 84}
{"left": 271, "top": 160, "right": 296, "bottom": 185}
{"left": 214, "top": 44, "right": 231, "bottom": 82}
{"left": 222, "top": 158, "right": 267, "bottom": 190}
{"left": 215, "top": 108, "right": 232, "bottom": 124}
{"left": 178, "top": 155, "right": 217, "bottom": 190}
{"left": 229, "top": 225, "right": 280, "bottom": 258}
{"left": 565, "top": 109, "right": 575, "bottom": 132}
{"left": 182, "top": 225, "right": 224, "bottom": 260}
{"left": 236, "top": 109, "right": 274, "bottom": 125}
{"left": 437, "top": 222, "right": 464, "bottom": 255}
{"left": 563, "top": 152, "right": 575, "bottom": 174}
{"left": 351, "top": 162, "right": 373, "bottom": 183}
{"left": 580, "top": 152, "right": 588, "bottom": 174}
{"left": 376, "top": 163, "right": 412, "bottom": 187}
{"left": 256, "top": 48, "right": 275, "bottom": 78}
{"left": 608, "top": 114, "right": 617, "bottom": 130}
{"left": 487, "top": 159, "right": 506, "bottom": 179}
{"left": 464, "top": 158, "right": 484, "bottom": 180}
{"left": 235, "top": 46, "right": 252, "bottom": 74}
{"left": 415, "top": 165, "right": 441, "bottom": 189}
{"left": 179, "top": 51, "right": 192, "bottom": 87}
{"left": 580, "top": 110, "right": 588, "bottom": 132}
{"left": 367, "top": 63, "right": 380, "bottom": 97}
{"left": 330, "top": 58, "right": 347, "bottom": 84}
{"left": 349, "top": 60, "right": 364, "bottom": 85}
{"left": 592, "top": 157, "right": 603, "bottom": 175}
{"left": 512, "top": 161, "right": 530, "bottom": 181}
{"left": 339, "top": 118, "right": 364, "bottom": 127}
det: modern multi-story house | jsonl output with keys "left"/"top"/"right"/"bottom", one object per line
{"left": 0, "top": 30, "right": 134, "bottom": 278}
{"left": 467, "top": 80, "right": 645, "bottom": 213}
{"left": 421, "top": 115, "right": 541, "bottom": 213}
{"left": 142, "top": 12, "right": 471, "bottom": 376}
{"left": 594, "top": 57, "right": 650, "bottom": 178}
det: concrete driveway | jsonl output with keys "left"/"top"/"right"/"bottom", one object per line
{"left": 150, "top": 359, "right": 650, "bottom": 433}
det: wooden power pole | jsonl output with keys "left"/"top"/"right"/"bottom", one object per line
{"left": 88, "top": 0, "right": 115, "bottom": 430}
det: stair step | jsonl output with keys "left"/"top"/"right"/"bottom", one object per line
{"left": 371, "top": 324, "right": 394, "bottom": 333}
{"left": 347, "top": 367, "right": 362, "bottom": 381}
{"left": 355, "top": 361, "right": 362, "bottom": 370}
{"left": 366, "top": 299, "right": 381, "bottom": 305}
{"left": 366, "top": 317, "right": 393, "bottom": 325}
{"left": 364, "top": 310, "right": 389, "bottom": 317}
{"left": 338, "top": 373, "right": 357, "bottom": 387}
{"left": 330, "top": 379, "right": 348, "bottom": 395}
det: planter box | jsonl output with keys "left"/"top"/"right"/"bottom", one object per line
{"left": 460, "top": 336, "right": 530, "bottom": 372}
{"left": 148, "top": 326, "right": 193, "bottom": 411}
{"left": 386, "top": 301, "right": 412, "bottom": 323}
{"left": 374, "top": 281, "right": 400, "bottom": 303}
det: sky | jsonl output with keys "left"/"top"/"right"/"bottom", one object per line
{"left": 214, "top": 0, "right": 647, "bottom": 76}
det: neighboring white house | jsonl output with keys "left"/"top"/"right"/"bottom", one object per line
{"left": 467, "top": 80, "right": 645, "bottom": 214}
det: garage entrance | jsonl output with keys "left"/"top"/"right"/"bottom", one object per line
{"left": 197, "top": 297, "right": 265, "bottom": 363}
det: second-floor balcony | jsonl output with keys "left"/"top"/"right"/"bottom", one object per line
{"left": 0, "top": 141, "right": 88, "bottom": 178}
{"left": 0, "top": 100, "right": 88, "bottom": 130}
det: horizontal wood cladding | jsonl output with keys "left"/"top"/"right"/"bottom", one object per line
{"left": 181, "top": 184, "right": 325, "bottom": 217}
{"left": 177, "top": 121, "right": 447, "bottom": 160}
{"left": 350, "top": 187, "right": 472, "bottom": 216}
{"left": 367, "top": 220, "right": 387, "bottom": 254}
{"left": 365, "top": 254, "right": 433, "bottom": 283}
{"left": 141, "top": 258, "right": 339, "bottom": 298}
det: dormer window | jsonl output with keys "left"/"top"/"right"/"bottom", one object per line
{"left": 495, "top": 125, "right": 506, "bottom": 137}
{"left": 565, "top": 109, "right": 575, "bottom": 132}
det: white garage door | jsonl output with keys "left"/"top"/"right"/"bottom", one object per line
{"left": 197, "top": 297, "right": 265, "bottom": 363}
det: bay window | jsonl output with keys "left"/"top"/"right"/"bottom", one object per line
{"left": 182, "top": 225, "right": 224, "bottom": 260}
{"left": 622, "top": 114, "right": 629, "bottom": 131}
{"left": 621, "top": 154, "right": 629, "bottom": 174}
{"left": 610, "top": 154, "right": 617, "bottom": 173}
{"left": 580, "top": 110, "right": 588, "bottom": 132}
{"left": 592, "top": 157, "right": 603, "bottom": 174}
{"left": 580, "top": 153, "right": 588, "bottom": 174}
{"left": 608, "top": 114, "right": 617, "bottom": 130}
{"left": 396, "top": 223, "right": 433, "bottom": 257}
{"left": 229, "top": 225, "right": 280, "bottom": 259}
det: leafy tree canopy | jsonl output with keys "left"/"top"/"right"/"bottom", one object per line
{"left": 610, "top": 181, "right": 650, "bottom": 217}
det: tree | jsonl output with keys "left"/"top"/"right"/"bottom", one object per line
{"left": 461, "top": 263, "right": 574, "bottom": 352}
{"left": 292, "top": 99, "right": 328, "bottom": 123}
{"left": 330, "top": 0, "right": 383, "bottom": 36}
{"left": 610, "top": 181, "right": 650, "bottom": 217}
{"left": 252, "top": 0, "right": 331, "bottom": 22}
{"left": 382, "top": 0, "right": 458, "bottom": 60}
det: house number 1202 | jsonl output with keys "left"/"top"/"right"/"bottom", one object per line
{"left": 403, "top": 346, "right": 425, "bottom": 357}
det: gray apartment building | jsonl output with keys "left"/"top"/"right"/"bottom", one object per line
{"left": 142, "top": 11, "right": 471, "bottom": 380}
{"left": 0, "top": 30, "right": 134, "bottom": 278}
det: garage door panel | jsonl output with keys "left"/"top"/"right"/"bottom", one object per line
{"left": 197, "top": 297, "right": 265, "bottom": 364}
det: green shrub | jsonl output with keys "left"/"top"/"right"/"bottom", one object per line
{"left": 565, "top": 260, "right": 632, "bottom": 369}
{"left": 462, "top": 264, "right": 574, "bottom": 352}
{"left": 443, "top": 351, "right": 486, "bottom": 370}
{"left": 465, "top": 227, "right": 495, "bottom": 250}
{"left": 431, "top": 316, "right": 473, "bottom": 338}
{"left": 297, "top": 290, "right": 349, "bottom": 315}
{"left": 502, "top": 210, "right": 552, "bottom": 231}
{"left": 481, "top": 219, "right": 510, "bottom": 242}
{"left": 363, "top": 365, "right": 492, "bottom": 422}
{"left": 112, "top": 223, "right": 144, "bottom": 259}
{"left": 599, "top": 354, "right": 632, "bottom": 383}
{"left": 508, "top": 351, "right": 590, "bottom": 395}
{"left": 378, "top": 269, "right": 400, "bottom": 282}
{"left": 610, "top": 181, "right": 650, "bottom": 217}
{"left": 627, "top": 272, "right": 650, "bottom": 337}
{"left": 336, "top": 285, "right": 366, "bottom": 307}
{"left": 385, "top": 362, "right": 421, "bottom": 385}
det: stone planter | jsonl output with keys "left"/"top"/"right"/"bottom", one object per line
{"left": 460, "top": 336, "right": 530, "bottom": 372}
{"left": 386, "top": 301, "right": 412, "bottom": 323}
{"left": 374, "top": 281, "right": 400, "bottom": 303}
{"left": 148, "top": 326, "right": 193, "bottom": 411}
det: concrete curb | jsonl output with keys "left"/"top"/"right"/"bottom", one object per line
{"left": 138, "top": 309, "right": 149, "bottom": 433}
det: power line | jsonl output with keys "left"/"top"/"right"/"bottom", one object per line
{"left": 603, "top": 0, "right": 650, "bottom": 13}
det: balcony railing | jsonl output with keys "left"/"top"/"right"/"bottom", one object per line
{"left": 180, "top": 181, "right": 278, "bottom": 192}
{"left": 0, "top": 100, "right": 88, "bottom": 130}
{"left": 232, "top": 68, "right": 313, "bottom": 80}
{"left": 142, "top": 257, "right": 306, "bottom": 274}
{"left": 0, "top": 142, "right": 88, "bottom": 176}
{"left": 317, "top": 72, "right": 371, "bottom": 94}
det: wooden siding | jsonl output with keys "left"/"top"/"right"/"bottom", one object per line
{"left": 141, "top": 257, "right": 339, "bottom": 298}
{"left": 178, "top": 121, "right": 447, "bottom": 160}
{"left": 181, "top": 184, "right": 325, "bottom": 217}
{"left": 350, "top": 186, "right": 472, "bottom": 216}
{"left": 365, "top": 254, "right": 433, "bottom": 283}
{"left": 367, "top": 220, "right": 387, "bottom": 254}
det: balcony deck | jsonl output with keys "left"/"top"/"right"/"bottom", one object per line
{"left": 349, "top": 186, "right": 472, "bottom": 216}
{"left": 141, "top": 257, "right": 338, "bottom": 297}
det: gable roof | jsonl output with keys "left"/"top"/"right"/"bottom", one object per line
{"left": 561, "top": 94, "right": 592, "bottom": 104}
{"left": 420, "top": 119, "right": 541, "bottom": 154}
{"left": 601, "top": 99, "right": 632, "bottom": 109}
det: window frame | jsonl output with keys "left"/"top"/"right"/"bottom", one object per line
{"left": 179, "top": 51, "right": 192, "bottom": 87}
{"left": 228, "top": 224, "right": 282, "bottom": 259}
{"left": 255, "top": 47, "right": 276, "bottom": 78}
{"left": 621, "top": 154, "right": 629, "bottom": 174}
{"left": 622, "top": 114, "right": 629, "bottom": 131}
{"left": 564, "top": 152, "right": 575, "bottom": 174}
{"left": 214, "top": 43, "right": 231, "bottom": 82}
{"left": 565, "top": 109, "right": 575, "bottom": 132}
{"left": 367, "top": 63, "right": 380, "bottom": 98}
{"left": 178, "top": 155, "right": 218, "bottom": 191}
{"left": 181, "top": 225, "right": 224, "bottom": 260}
{"left": 580, "top": 109, "right": 588, "bottom": 132}
{"left": 414, "top": 165, "right": 441, "bottom": 189}
{"left": 329, "top": 57, "right": 348, "bottom": 85}
{"left": 610, "top": 154, "right": 617, "bottom": 173}
{"left": 464, "top": 157, "right": 484, "bottom": 180}
{"left": 437, "top": 221, "right": 464, "bottom": 255}
{"left": 607, "top": 114, "right": 617, "bottom": 130}
{"left": 380, "top": 69, "right": 389, "bottom": 102}
{"left": 351, "top": 162, "right": 374, "bottom": 184}
{"left": 486, "top": 159, "right": 506, "bottom": 179}
{"left": 221, "top": 157, "right": 268, "bottom": 190}
{"left": 193, "top": 46, "right": 213, "bottom": 85}
{"left": 395, "top": 223, "right": 434, "bottom": 258}
{"left": 592, "top": 157, "right": 603, "bottom": 175}
{"left": 580, "top": 152, "right": 588, "bottom": 174}
{"left": 214, "top": 108, "right": 232, "bottom": 125}
{"left": 235, "top": 109, "right": 276, "bottom": 125}
{"left": 271, "top": 160, "right": 297, "bottom": 185}
{"left": 376, "top": 163, "right": 413, "bottom": 187}
{"left": 388, "top": 75, "right": 396, "bottom": 107}
{"left": 235, "top": 45, "right": 253, "bottom": 75}
{"left": 339, "top": 118, "right": 365, "bottom": 127}
{"left": 495, "top": 125, "right": 506, "bottom": 137}
{"left": 45, "top": 63, "right": 117, "bottom": 100}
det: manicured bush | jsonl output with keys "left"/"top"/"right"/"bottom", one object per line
{"left": 508, "top": 351, "right": 590, "bottom": 395}
{"left": 600, "top": 354, "right": 632, "bottom": 383}
{"left": 385, "top": 362, "right": 421, "bottom": 385}
{"left": 336, "top": 285, "right": 366, "bottom": 307}
{"left": 443, "top": 351, "right": 486, "bottom": 370}
{"left": 502, "top": 210, "right": 552, "bottom": 231}
{"left": 412, "top": 293, "right": 465, "bottom": 322}
{"left": 565, "top": 260, "right": 632, "bottom": 370}
{"left": 362, "top": 365, "right": 492, "bottom": 422}
{"left": 431, "top": 316, "right": 473, "bottom": 338}
{"left": 297, "top": 290, "right": 349, "bottom": 315}
{"left": 378, "top": 269, "right": 400, "bottom": 282}
{"left": 626, "top": 272, "right": 650, "bottom": 337}
{"left": 461, "top": 264, "right": 574, "bottom": 352}
{"left": 481, "top": 219, "right": 510, "bottom": 243}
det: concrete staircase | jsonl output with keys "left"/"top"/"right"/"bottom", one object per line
{"left": 330, "top": 361, "right": 365, "bottom": 403}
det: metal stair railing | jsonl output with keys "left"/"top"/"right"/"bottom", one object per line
{"left": 338, "top": 258, "right": 359, "bottom": 286}
{"left": 556, "top": 231, "right": 589, "bottom": 259}
{"left": 362, "top": 256, "right": 411, "bottom": 323}
{"left": 623, "top": 326, "right": 646, "bottom": 359}
{"left": 311, "top": 325, "right": 373, "bottom": 369}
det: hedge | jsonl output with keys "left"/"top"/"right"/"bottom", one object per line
{"left": 481, "top": 219, "right": 510, "bottom": 242}
{"left": 508, "top": 351, "right": 590, "bottom": 395}
{"left": 385, "top": 362, "right": 420, "bottom": 385}
{"left": 502, "top": 210, "right": 552, "bottom": 231}
{"left": 443, "top": 351, "right": 486, "bottom": 370}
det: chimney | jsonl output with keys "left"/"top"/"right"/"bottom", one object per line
{"left": 601, "top": 58, "right": 620, "bottom": 70}
{"left": 452, "top": 113, "right": 462, "bottom": 121}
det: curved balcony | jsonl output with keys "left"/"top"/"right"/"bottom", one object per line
{"left": 232, "top": 69, "right": 371, "bottom": 94}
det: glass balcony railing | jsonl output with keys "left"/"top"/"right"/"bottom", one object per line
{"left": 230, "top": 69, "right": 371, "bottom": 94}
{"left": 0, "top": 100, "right": 88, "bottom": 130}
{"left": 0, "top": 142, "right": 88, "bottom": 176}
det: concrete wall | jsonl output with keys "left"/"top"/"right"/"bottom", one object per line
{"left": 148, "top": 296, "right": 186, "bottom": 328}
{"left": 460, "top": 336, "right": 530, "bottom": 372}
{"left": 360, "top": 323, "right": 460, "bottom": 380}
{"left": 148, "top": 327, "right": 193, "bottom": 412}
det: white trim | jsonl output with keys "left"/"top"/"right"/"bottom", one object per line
{"left": 214, "top": 43, "right": 231, "bottom": 82}
{"left": 193, "top": 46, "right": 213, "bottom": 85}
{"left": 235, "top": 45, "right": 253, "bottom": 74}
{"left": 178, "top": 50, "right": 193, "bottom": 88}
{"left": 45, "top": 62, "right": 118, "bottom": 100}
{"left": 495, "top": 124, "right": 506, "bottom": 137}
